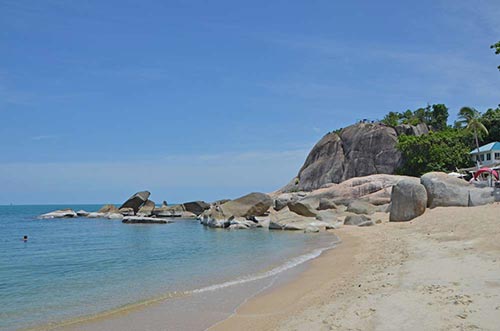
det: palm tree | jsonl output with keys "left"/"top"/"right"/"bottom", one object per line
{"left": 458, "top": 107, "right": 489, "bottom": 165}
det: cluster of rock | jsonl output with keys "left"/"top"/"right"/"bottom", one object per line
{"left": 39, "top": 191, "right": 212, "bottom": 224}
{"left": 198, "top": 171, "right": 499, "bottom": 232}
{"left": 281, "top": 122, "right": 429, "bottom": 192}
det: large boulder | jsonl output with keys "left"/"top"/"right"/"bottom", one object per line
{"left": 119, "top": 191, "right": 151, "bottom": 213}
{"left": 287, "top": 200, "right": 317, "bottom": 217}
{"left": 421, "top": 172, "right": 498, "bottom": 208}
{"left": 98, "top": 204, "right": 119, "bottom": 213}
{"left": 137, "top": 200, "right": 155, "bottom": 216}
{"left": 220, "top": 192, "right": 273, "bottom": 218}
{"left": 199, "top": 206, "right": 230, "bottom": 228}
{"left": 390, "top": 180, "right": 427, "bottom": 222}
{"left": 269, "top": 208, "right": 320, "bottom": 231}
{"left": 182, "top": 201, "right": 210, "bottom": 216}
{"left": 282, "top": 123, "right": 427, "bottom": 192}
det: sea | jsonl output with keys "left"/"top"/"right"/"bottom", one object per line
{"left": 0, "top": 205, "right": 338, "bottom": 331}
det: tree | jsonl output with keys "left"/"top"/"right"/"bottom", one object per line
{"left": 480, "top": 106, "right": 500, "bottom": 143}
{"left": 397, "top": 129, "right": 472, "bottom": 176}
{"left": 457, "top": 107, "right": 489, "bottom": 155}
{"left": 381, "top": 111, "right": 401, "bottom": 126}
{"left": 492, "top": 41, "right": 500, "bottom": 71}
{"left": 429, "top": 104, "right": 449, "bottom": 131}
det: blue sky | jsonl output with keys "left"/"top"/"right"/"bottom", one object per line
{"left": 1, "top": 0, "right": 499, "bottom": 204}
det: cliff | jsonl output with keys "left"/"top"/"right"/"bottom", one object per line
{"left": 282, "top": 122, "right": 428, "bottom": 192}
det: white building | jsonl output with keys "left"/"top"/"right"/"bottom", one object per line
{"left": 470, "top": 142, "right": 500, "bottom": 166}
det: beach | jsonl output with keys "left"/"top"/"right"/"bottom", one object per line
{"left": 212, "top": 203, "right": 500, "bottom": 331}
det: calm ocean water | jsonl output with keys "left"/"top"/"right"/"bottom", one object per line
{"left": 0, "top": 205, "right": 336, "bottom": 331}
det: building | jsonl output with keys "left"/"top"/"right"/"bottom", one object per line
{"left": 470, "top": 142, "right": 500, "bottom": 166}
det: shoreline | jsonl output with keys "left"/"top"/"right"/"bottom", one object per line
{"left": 36, "top": 232, "right": 339, "bottom": 331}
{"left": 211, "top": 204, "right": 500, "bottom": 331}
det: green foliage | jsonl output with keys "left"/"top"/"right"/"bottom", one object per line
{"left": 380, "top": 104, "right": 449, "bottom": 130}
{"left": 396, "top": 129, "right": 473, "bottom": 176}
{"left": 480, "top": 106, "right": 500, "bottom": 143}
{"left": 491, "top": 41, "right": 500, "bottom": 71}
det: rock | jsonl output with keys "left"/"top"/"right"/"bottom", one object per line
{"left": 376, "top": 203, "right": 391, "bottom": 213}
{"left": 180, "top": 211, "right": 197, "bottom": 218}
{"left": 199, "top": 206, "right": 230, "bottom": 228}
{"left": 98, "top": 204, "right": 119, "bottom": 213}
{"left": 347, "top": 200, "right": 376, "bottom": 215}
{"left": 297, "top": 174, "right": 419, "bottom": 207}
{"left": 118, "top": 207, "right": 135, "bottom": 216}
{"left": 39, "top": 209, "right": 77, "bottom": 219}
{"left": 394, "top": 123, "right": 429, "bottom": 137}
{"left": 358, "top": 220, "right": 375, "bottom": 227}
{"left": 269, "top": 208, "right": 318, "bottom": 230}
{"left": 153, "top": 204, "right": 185, "bottom": 217}
{"left": 182, "top": 201, "right": 210, "bottom": 216}
{"left": 420, "top": 172, "right": 495, "bottom": 208}
{"left": 107, "top": 213, "right": 124, "bottom": 220}
{"left": 119, "top": 191, "right": 151, "bottom": 213}
{"left": 390, "top": 180, "right": 427, "bottom": 222}
{"left": 304, "top": 226, "right": 320, "bottom": 233}
{"left": 122, "top": 216, "right": 170, "bottom": 224}
{"left": 229, "top": 223, "right": 250, "bottom": 230}
{"left": 137, "top": 200, "right": 155, "bottom": 217}
{"left": 282, "top": 123, "right": 427, "bottom": 191}
{"left": 344, "top": 214, "right": 371, "bottom": 226}
{"left": 315, "top": 210, "right": 339, "bottom": 222}
{"left": 273, "top": 193, "right": 301, "bottom": 211}
{"left": 287, "top": 200, "right": 317, "bottom": 217}
{"left": 86, "top": 212, "right": 107, "bottom": 218}
{"left": 76, "top": 210, "right": 89, "bottom": 217}
{"left": 318, "top": 198, "right": 337, "bottom": 210}
{"left": 220, "top": 192, "right": 272, "bottom": 218}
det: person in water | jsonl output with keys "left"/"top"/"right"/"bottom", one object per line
{"left": 23, "top": 235, "right": 28, "bottom": 242}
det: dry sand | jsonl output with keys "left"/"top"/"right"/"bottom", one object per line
{"left": 211, "top": 203, "right": 500, "bottom": 331}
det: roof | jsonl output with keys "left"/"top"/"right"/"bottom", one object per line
{"left": 469, "top": 142, "right": 500, "bottom": 154}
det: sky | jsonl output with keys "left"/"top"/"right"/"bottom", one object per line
{"left": 1, "top": 0, "right": 499, "bottom": 204}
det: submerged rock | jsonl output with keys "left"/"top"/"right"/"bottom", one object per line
{"left": 39, "top": 209, "right": 77, "bottom": 219}
{"left": 122, "top": 216, "right": 170, "bottom": 224}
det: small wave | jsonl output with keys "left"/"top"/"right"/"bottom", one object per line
{"left": 191, "top": 242, "right": 338, "bottom": 294}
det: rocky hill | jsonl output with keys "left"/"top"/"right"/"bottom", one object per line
{"left": 282, "top": 122, "right": 429, "bottom": 192}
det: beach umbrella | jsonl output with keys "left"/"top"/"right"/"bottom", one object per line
{"left": 473, "top": 167, "right": 499, "bottom": 181}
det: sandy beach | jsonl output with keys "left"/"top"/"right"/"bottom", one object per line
{"left": 211, "top": 203, "right": 500, "bottom": 331}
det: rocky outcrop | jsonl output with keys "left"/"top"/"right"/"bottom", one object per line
{"left": 182, "top": 201, "right": 210, "bottom": 216}
{"left": 282, "top": 123, "right": 428, "bottom": 192}
{"left": 119, "top": 191, "right": 151, "bottom": 213}
{"left": 296, "top": 174, "right": 420, "bottom": 207}
{"left": 421, "top": 172, "right": 496, "bottom": 208}
{"left": 390, "top": 180, "right": 427, "bottom": 222}
{"left": 199, "top": 193, "right": 273, "bottom": 228}
{"left": 394, "top": 123, "right": 429, "bottom": 137}
{"left": 137, "top": 200, "right": 155, "bottom": 217}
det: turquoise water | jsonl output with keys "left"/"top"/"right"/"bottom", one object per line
{"left": 0, "top": 205, "right": 336, "bottom": 331}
